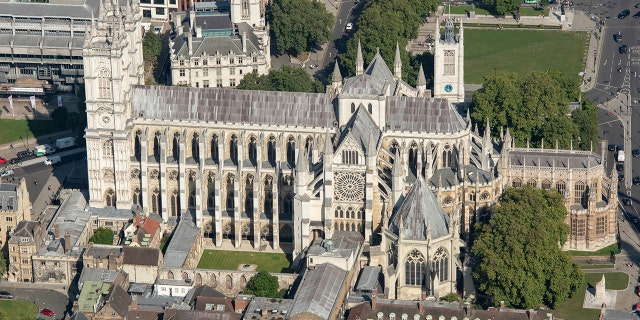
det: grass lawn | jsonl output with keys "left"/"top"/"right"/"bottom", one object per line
{"left": 0, "top": 119, "right": 62, "bottom": 145}
{"left": 580, "top": 264, "right": 615, "bottom": 270}
{"left": 518, "top": 7, "right": 550, "bottom": 16}
{"left": 0, "top": 299, "right": 38, "bottom": 319}
{"left": 552, "top": 272, "right": 628, "bottom": 318}
{"left": 445, "top": 5, "right": 493, "bottom": 15}
{"left": 465, "top": 29, "right": 588, "bottom": 84}
{"left": 569, "top": 242, "right": 620, "bottom": 257}
{"left": 198, "top": 250, "right": 294, "bottom": 273}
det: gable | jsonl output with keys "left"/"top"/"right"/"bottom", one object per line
{"left": 333, "top": 133, "right": 364, "bottom": 166}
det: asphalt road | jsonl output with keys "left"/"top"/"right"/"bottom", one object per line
{"left": 0, "top": 285, "right": 69, "bottom": 320}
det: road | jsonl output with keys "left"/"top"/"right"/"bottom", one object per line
{"left": 0, "top": 285, "right": 70, "bottom": 320}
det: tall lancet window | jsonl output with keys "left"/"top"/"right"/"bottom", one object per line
{"left": 98, "top": 68, "right": 112, "bottom": 99}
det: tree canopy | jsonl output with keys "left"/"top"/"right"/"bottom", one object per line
{"left": 90, "top": 227, "right": 114, "bottom": 245}
{"left": 142, "top": 31, "right": 162, "bottom": 85}
{"left": 268, "top": 0, "right": 334, "bottom": 56}
{"left": 479, "top": 0, "right": 520, "bottom": 15}
{"left": 244, "top": 271, "right": 280, "bottom": 298}
{"left": 470, "top": 71, "right": 598, "bottom": 150}
{"left": 338, "top": 0, "right": 438, "bottom": 85}
{"left": 471, "top": 186, "right": 583, "bottom": 309}
{"left": 236, "top": 66, "right": 324, "bottom": 92}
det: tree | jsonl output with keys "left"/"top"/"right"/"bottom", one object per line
{"left": 237, "top": 66, "right": 324, "bottom": 92}
{"left": 142, "top": 31, "right": 162, "bottom": 84}
{"left": 268, "top": 0, "right": 334, "bottom": 55}
{"left": 50, "top": 107, "right": 69, "bottom": 129}
{"left": 471, "top": 186, "right": 583, "bottom": 309}
{"left": 90, "top": 227, "right": 114, "bottom": 245}
{"left": 470, "top": 71, "right": 596, "bottom": 151}
{"left": 244, "top": 271, "right": 279, "bottom": 298}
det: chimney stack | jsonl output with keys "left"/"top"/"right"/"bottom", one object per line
{"left": 262, "top": 307, "right": 268, "bottom": 318}
{"left": 72, "top": 301, "right": 79, "bottom": 313}
{"left": 464, "top": 302, "right": 471, "bottom": 317}
{"left": 371, "top": 290, "right": 377, "bottom": 310}
{"left": 528, "top": 309, "right": 534, "bottom": 320}
{"left": 242, "top": 31, "right": 247, "bottom": 53}
{"left": 499, "top": 301, "right": 505, "bottom": 311}
{"left": 64, "top": 231, "right": 71, "bottom": 254}
{"left": 421, "top": 291, "right": 427, "bottom": 301}
{"left": 418, "top": 302, "right": 423, "bottom": 313}
{"left": 54, "top": 223, "right": 60, "bottom": 239}
{"left": 130, "top": 298, "right": 138, "bottom": 310}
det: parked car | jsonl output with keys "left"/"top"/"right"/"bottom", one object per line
{"left": 633, "top": 176, "right": 640, "bottom": 185}
{"left": 620, "top": 44, "right": 629, "bottom": 54}
{"left": 633, "top": 11, "right": 640, "bottom": 18}
{"left": 619, "top": 174, "right": 625, "bottom": 182}
{"left": 617, "top": 163, "right": 624, "bottom": 171}
{"left": 345, "top": 22, "right": 353, "bottom": 31}
{"left": 0, "top": 169, "right": 13, "bottom": 178}
{"left": 614, "top": 32, "right": 623, "bottom": 42}
{"left": 0, "top": 157, "right": 6, "bottom": 165}
{"left": 623, "top": 198, "right": 632, "bottom": 206}
{"left": 0, "top": 291, "right": 13, "bottom": 299}
{"left": 633, "top": 148, "right": 640, "bottom": 157}
{"left": 16, "top": 150, "right": 32, "bottom": 159}
{"left": 40, "top": 308, "right": 54, "bottom": 316}
{"left": 608, "top": 144, "right": 616, "bottom": 151}
{"left": 8, "top": 158, "right": 19, "bottom": 165}
{"left": 619, "top": 9, "right": 630, "bottom": 19}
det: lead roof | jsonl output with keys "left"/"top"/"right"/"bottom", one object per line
{"left": 290, "top": 263, "right": 347, "bottom": 320}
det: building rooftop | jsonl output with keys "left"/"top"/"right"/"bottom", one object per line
{"left": 289, "top": 263, "right": 347, "bottom": 320}
{"left": 243, "top": 297, "right": 295, "bottom": 320}
{"left": 123, "top": 246, "right": 160, "bottom": 266}
{"left": 39, "top": 191, "right": 91, "bottom": 256}
{"left": 0, "top": 0, "right": 99, "bottom": 19}
{"left": 163, "top": 218, "right": 198, "bottom": 268}
{"left": 355, "top": 266, "right": 381, "bottom": 292}
{"left": 78, "top": 268, "right": 120, "bottom": 288}
{"left": 77, "top": 280, "right": 108, "bottom": 314}
{"left": 507, "top": 148, "right": 602, "bottom": 169}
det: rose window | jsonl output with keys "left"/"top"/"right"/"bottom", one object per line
{"left": 335, "top": 172, "right": 365, "bottom": 202}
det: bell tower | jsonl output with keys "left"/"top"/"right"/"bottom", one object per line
{"left": 433, "top": 17, "right": 464, "bottom": 103}
{"left": 83, "top": 0, "right": 144, "bottom": 208}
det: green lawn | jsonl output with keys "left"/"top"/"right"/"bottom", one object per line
{"left": 0, "top": 299, "right": 38, "bottom": 320}
{"left": 552, "top": 272, "right": 628, "bottom": 319}
{"left": 569, "top": 242, "right": 620, "bottom": 257}
{"left": 0, "top": 119, "right": 62, "bottom": 145}
{"left": 445, "top": 5, "right": 493, "bottom": 15}
{"left": 518, "top": 7, "right": 550, "bottom": 16}
{"left": 465, "top": 29, "right": 588, "bottom": 84}
{"left": 580, "top": 264, "right": 615, "bottom": 270}
{"left": 197, "top": 250, "right": 294, "bottom": 273}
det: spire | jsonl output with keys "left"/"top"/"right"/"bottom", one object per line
{"left": 392, "top": 149, "right": 402, "bottom": 177}
{"left": 484, "top": 118, "right": 491, "bottom": 140}
{"left": 332, "top": 61, "right": 342, "bottom": 83}
{"left": 324, "top": 131, "right": 333, "bottom": 155}
{"left": 355, "top": 39, "right": 364, "bottom": 76}
{"left": 394, "top": 42, "right": 402, "bottom": 79}
{"left": 504, "top": 127, "right": 512, "bottom": 151}
{"left": 296, "top": 145, "right": 309, "bottom": 172}
{"left": 367, "top": 132, "right": 377, "bottom": 157}
{"left": 417, "top": 64, "right": 426, "bottom": 87}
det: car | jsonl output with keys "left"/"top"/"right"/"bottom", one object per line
{"left": 8, "top": 158, "right": 19, "bottom": 165}
{"left": 619, "top": 174, "right": 625, "bottom": 182}
{"left": 636, "top": 3, "right": 640, "bottom": 8}
{"left": 617, "top": 163, "right": 624, "bottom": 171}
{"left": 633, "top": 176, "right": 640, "bottom": 185}
{"left": 40, "top": 308, "right": 54, "bottom": 316}
{"left": 634, "top": 217, "right": 640, "bottom": 224}
{"left": 634, "top": 11, "right": 640, "bottom": 18}
{"left": 619, "top": 9, "right": 631, "bottom": 19}
{"left": 633, "top": 149, "right": 640, "bottom": 157}
{"left": 620, "top": 45, "right": 629, "bottom": 54}
{"left": 618, "top": 145, "right": 624, "bottom": 151}
{"left": 0, "top": 157, "right": 6, "bottom": 165}
{"left": 608, "top": 144, "right": 616, "bottom": 151}
{"left": 16, "top": 150, "right": 32, "bottom": 159}
{"left": 345, "top": 22, "right": 353, "bottom": 31}
{"left": 0, "top": 291, "right": 13, "bottom": 299}
{"left": 623, "top": 198, "right": 632, "bottom": 206}
{"left": 614, "top": 32, "right": 623, "bottom": 42}
{"left": 0, "top": 170, "right": 13, "bottom": 178}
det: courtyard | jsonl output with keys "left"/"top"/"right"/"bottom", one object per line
{"left": 197, "top": 250, "right": 294, "bottom": 273}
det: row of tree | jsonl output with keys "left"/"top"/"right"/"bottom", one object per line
{"left": 268, "top": 0, "right": 334, "bottom": 56}
{"left": 470, "top": 71, "right": 598, "bottom": 151}
{"left": 237, "top": 66, "right": 324, "bottom": 93}
{"left": 479, "top": 0, "right": 551, "bottom": 16}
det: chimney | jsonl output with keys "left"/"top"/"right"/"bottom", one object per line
{"left": 528, "top": 309, "right": 534, "bottom": 320}
{"left": 54, "top": 223, "right": 60, "bottom": 239}
{"left": 130, "top": 298, "right": 138, "bottom": 310}
{"left": 262, "top": 307, "right": 268, "bottom": 318}
{"left": 196, "top": 26, "right": 202, "bottom": 38}
{"left": 233, "top": 297, "right": 250, "bottom": 313}
{"left": 72, "top": 301, "right": 79, "bottom": 313}
{"left": 189, "top": 10, "right": 195, "bottom": 31}
{"left": 241, "top": 31, "right": 247, "bottom": 53}
{"left": 421, "top": 291, "right": 427, "bottom": 301}
{"left": 499, "top": 301, "right": 505, "bottom": 311}
{"left": 108, "top": 252, "right": 117, "bottom": 270}
{"left": 548, "top": 313, "right": 554, "bottom": 320}
{"left": 64, "top": 231, "right": 71, "bottom": 254}
{"left": 418, "top": 302, "right": 423, "bottom": 313}
{"left": 371, "top": 290, "right": 377, "bottom": 310}
{"left": 464, "top": 302, "right": 471, "bottom": 317}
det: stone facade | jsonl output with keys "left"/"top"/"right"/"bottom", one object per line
{"left": 0, "top": 179, "right": 31, "bottom": 248}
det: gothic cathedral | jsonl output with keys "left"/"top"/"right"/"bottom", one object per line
{"left": 83, "top": 0, "right": 617, "bottom": 300}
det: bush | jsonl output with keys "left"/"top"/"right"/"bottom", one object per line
{"left": 90, "top": 227, "right": 114, "bottom": 245}
{"left": 441, "top": 293, "right": 459, "bottom": 302}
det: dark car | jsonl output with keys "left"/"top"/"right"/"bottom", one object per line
{"left": 0, "top": 291, "right": 13, "bottom": 299}
{"left": 618, "top": 145, "right": 624, "bottom": 151}
{"left": 633, "top": 148, "right": 640, "bottom": 157}
{"left": 634, "top": 176, "right": 640, "bottom": 185}
{"left": 614, "top": 32, "right": 623, "bottom": 42}
{"left": 608, "top": 144, "right": 616, "bottom": 151}
{"left": 636, "top": 3, "right": 640, "bottom": 8}
{"left": 620, "top": 45, "right": 629, "bottom": 54}
{"left": 634, "top": 11, "right": 640, "bottom": 18}
{"left": 619, "top": 174, "right": 625, "bottom": 182}
{"left": 8, "top": 158, "right": 19, "bottom": 165}
{"left": 16, "top": 150, "right": 32, "bottom": 159}
{"left": 619, "top": 9, "right": 631, "bottom": 19}
{"left": 617, "top": 163, "right": 624, "bottom": 171}
{"left": 623, "top": 198, "right": 633, "bottom": 206}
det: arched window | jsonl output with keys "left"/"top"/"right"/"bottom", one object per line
{"left": 542, "top": 180, "right": 551, "bottom": 190}
{"left": 151, "top": 189, "right": 161, "bottom": 214}
{"left": 405, "top": 249, "right": 426, "bottom": 286}
{"left": 248, "top": 136, "right": 257, "bottom": 165}
{"left": 153, "top": 132, "right": 161, "bottom": 161}
{"left": 105, "top": 189, "right": 116, "bottom": 207}
{"left": 230, "top": 134, "right": 238, "bottom": 163}
{"left": 556, "top": 180, "right": 566, "bottom": 195}
{"left": 103, "top": 140, "right": 113, "bottom": 157}
{"left": 226, "top": 275, "right": 233, "bottom": 289}
{"left": 346, "top": 207, "right": 355, "bottom": 219}
{"left": 172, "top": 133, "right": 180, "bottom": 161}
{"left": 357, "top": 207, "right": 364, "bottom": 219}
{"left": 264, "top": 175, "right": 273, "bottom": 218}
{"left": 245, "top": 174, "right": 254, "bottom": 214}
{"left": 527, "top": 179, "right": 537, "bottom": 187}
{"left": 98, "top": 68, "right": 111, "bottom": 99}
{"left": 286, "top": 136, "right": 296, "bottom": 164}
{"left": 211, "top": 134, "right": 219, "bottom": 164}
{"left": 207, "top": 192, "right": 215, "bottom": 209}
{"left": 334, "top": 206, "right": 342, "bottom": 218}
{"left": 188, "top": 191, "right": 196, "bottom": 208}
{"left": 283, "top": 194, "right": 293, "bottom": 214}
{"left": 241, "top": 0, "right": 249, "bottom": 17}
{"left": 191, "top": 133, "right": 199, "bottom": 161}
{"left": 512, "top": 178, "right": 522, "bottom": 188}
{"left": 432, "top": 247, "right": 449, "bottom": 281}
{"left": 351, "top": 103, "right": 356, "bottom": 113}
{"left": 389, "top": 141, "right": 399, "bottom": 164}
{"left": 367, "top": 103, "right": 372, "bottom": 114}
{"left": 267, "top": 136, "right": 276, "bottom": 164}
{"left": 132, "top": 188, "right": 142, "bottom": 207}
{"left": 170, "top": 190, "right": 180, "bottom": 216}
{"left": 226, "top": 174, "right": 235, "bottom": 213}
{"left": 408, "top": 143, "right": 418, "bottom": 177}
{"left": 134, "top": 131, "right": 142, "bottom": 161}
{"left": 442, "top": 145, "right": 452, "bottom": 168}
{"left": 574, "top": 181, "right": 585, "bottom": 204}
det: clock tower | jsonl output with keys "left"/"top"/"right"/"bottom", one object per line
{"left": 433, "top": 17, "right": 464, "bottom": 103}
{"left": 83, "top": 0, "right": 144, "bottom": 208}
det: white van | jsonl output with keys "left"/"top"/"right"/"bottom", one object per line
{"left": 44, "top": 156, "right": 61, "bottom": 166}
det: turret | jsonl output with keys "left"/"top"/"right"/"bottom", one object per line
{"left": 356, "top": 39, "right": 364, "bottom": 76}
{"left": 392, "top": 149, "right": 404, "bottom": 208}
{"left": 330, "top": 61, "right": 342, "bottom": 92}
{"left": 445, "top": 18, "right": 455, "bottom": 43}
{"left": 394, "top": 42, "right": 402, "bottom": 79}
{"left": 483, "top": 118, "right": 491, "bottom": 150}
{"left": 416, "top": 64, "right": 426, "bottom": 96}
{"left": 296, "top": 147, "right": 309, "bottom": 188}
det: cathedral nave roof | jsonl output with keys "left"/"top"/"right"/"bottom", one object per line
{"left": 341, "top": 50, "right": 397, "bottom": 96}
{"left": 508, "top": 149, "right": 602, "bottom": 169}
{"left": 385, "top": 96, "right": 466, "bottom": 133}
